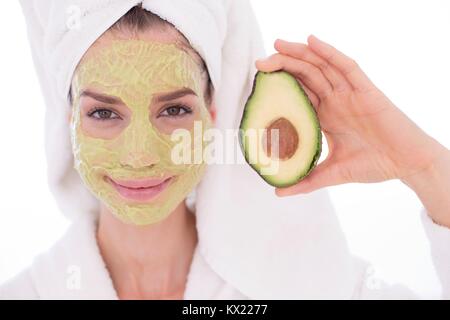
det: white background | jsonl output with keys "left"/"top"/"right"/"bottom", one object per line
{"left": 0, "top": 1, "right": 449, "bottom": 298}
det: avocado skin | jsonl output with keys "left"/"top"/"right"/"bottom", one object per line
{"left": 238, "top": 70, "right": 322, "bottom": 188}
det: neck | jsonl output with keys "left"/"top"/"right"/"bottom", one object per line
{"left": 96, "top": 200, "right": 198, "bottom": 299}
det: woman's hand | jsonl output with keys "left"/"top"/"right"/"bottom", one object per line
{"left": 256, "top": 35, "right": 447, "bottom": 197}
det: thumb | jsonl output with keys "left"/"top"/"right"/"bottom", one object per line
{"left": 275, "top": 158, "right": 345, "bottom": 197}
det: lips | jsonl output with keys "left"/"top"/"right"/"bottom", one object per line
{"left": 106, "top": 176, "right": 173, "bottom": 202}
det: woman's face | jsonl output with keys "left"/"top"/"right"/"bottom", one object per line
{"left": 70, "top": 36, "right": 213, "bottom": 225}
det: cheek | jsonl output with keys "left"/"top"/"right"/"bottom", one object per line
{"left": 152, "top": 114, "right": 198, "bottom": 135}
{"left": 72, "top": 131, "right": 121, "bottom": 174}
{"left": 171, "top": 161, "right": 207, "bottom": 198}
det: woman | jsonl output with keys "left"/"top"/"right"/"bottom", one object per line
{"left": 1, "top": 0, "right": 449, "bottom": 299}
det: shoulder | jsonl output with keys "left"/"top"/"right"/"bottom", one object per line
{"left": 1, "top": 213, "right": 117, "bottom": 300}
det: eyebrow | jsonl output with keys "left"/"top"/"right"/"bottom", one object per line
{"left": 79, "top": 90, "right": 124, "bottom": 105}
{"left": 79, "top": 87, "right": 197, "bottom": 105}
{"left": 153, "top": 88, "right": 197, "bottom": 103}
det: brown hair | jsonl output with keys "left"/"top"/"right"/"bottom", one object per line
{"left": 69, "top": 5, "right": 213, "bottom": 106}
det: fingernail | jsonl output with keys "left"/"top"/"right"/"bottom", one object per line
{"left": 275, "top": 38, "right": 287, "bottom": 46}
{"left": 256, "top": 57, "right": 268, "bottom": 63}
{"left": 275, "top": 188, "right": 292, "bottom": 197}
{"left": 309, "top": 34, "right": 322, "bottom": 42}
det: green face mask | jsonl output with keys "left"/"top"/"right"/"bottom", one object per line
{"left": 70, "top": 39, "right": 212, "bottom": 225}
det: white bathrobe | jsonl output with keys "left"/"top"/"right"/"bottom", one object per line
{"left": 2, "top": 0, "right": 449, "bottom": 299}
{"left": 0, "top": 207, "right": 449, "bottom": 299}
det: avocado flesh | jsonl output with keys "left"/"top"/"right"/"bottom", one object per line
{"left": 239, "top": 71, "right": 322, "bottom": 188}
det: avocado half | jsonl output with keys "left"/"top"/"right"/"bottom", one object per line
{"left": 239, "top": 71, "right": 322, "bottom": 188}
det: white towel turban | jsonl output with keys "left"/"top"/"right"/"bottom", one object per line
{"left": 19, "top": 0, "right": 357, "bottom": 299}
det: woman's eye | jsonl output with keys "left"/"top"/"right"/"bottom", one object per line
{"left": 88, "top": 108, "right": 120, "bottom": 120}
{"left": 159, "top": 105, "right": 192, "bottom": 117}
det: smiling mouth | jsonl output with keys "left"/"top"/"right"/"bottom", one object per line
{"left": 106, "top": 176, "right": 174, "bottom": 203}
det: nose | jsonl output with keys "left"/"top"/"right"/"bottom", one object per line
{"left": 120, "top": 151, "right": 160, "bottom": 169}
{"left": 118, "top": 114, "right": 163, "bottom": 169}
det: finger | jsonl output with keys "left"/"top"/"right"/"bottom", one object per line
{"left": 307, "top": 35, "right": 374, "bottom": 93}
{"left": 274, "top": 39, "right": 352, "bottom": 93}
{"left": 256, "top": 53, "right": 333, "bottom": 101}
{"left": 297, "top": 79, "right": 320, "bottom": 108}
{"left": 275, "top": 158, "right": 345, "bottom": 196}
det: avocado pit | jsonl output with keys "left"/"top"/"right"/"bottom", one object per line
{"left": 263, "top": 117, "right": 299, "bottom": 160}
